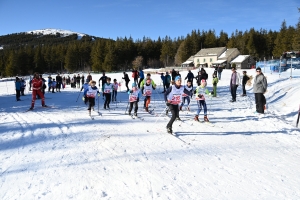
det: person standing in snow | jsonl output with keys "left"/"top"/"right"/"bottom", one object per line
{"left": 185, "top": 70, "right": 195, "bottom": 88}
{"left": 212, "top": 74, "right": 218, "bottom": 97}
{"left": 20, "top": 78, "right": 26, "bottom": 96}
{"left": 165, "top": 72, "right": 171, "bottom": 90}
{"left": 241, "top": 71, "right": 250, "bottom": 96}
{"left": 230, "top": 66, "right": 240, "bottom": 102}
{"left": 112, "top": 79, "right": 119, "bottom": 102}
{"left": 128, "top": 82, "right": 140, "bottom": 116}
{"left": 122, "top": 72, "right": 130, "bottom": 92}
{"left": 138, "top": 69, "right": 144, "bottom": 88}
{"left": 253, "top": 67, "right": 267, "bottom": 114}
{"left": 164, "top": 76, "right": 191, "bottom": 134}
{"left": 84, "top": 80, "right": 100, "bottom": 116}
{"left": 102, "top": 77, "right": 113, "bottom": 109}
{"left": 217, "top": 65, "right": 223, "bottom": 80}
{"left": 194, "top": 79, "right": 211, "bottom": 122}
{"left": 15, "top": 77, "right": 21, "bottom": 101}
{"left": 29, "top": 72, "right": 47, "bottom": 110}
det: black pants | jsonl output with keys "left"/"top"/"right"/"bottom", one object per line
{"left": 255, "top": 93, "right": 265, "bottom": 114}
{"left": 104, "top": 93, "right": 111, "bottom": 108}
{"left": 231, "top": 85, "right": 238, "bottom": 101}
{"left": 16, "top": 90, "right": 21, "bottom": 100}
{"left": 242, "top": 84, "right": 246, "bottom": 95}
{"left": 129, "top": 101, "right": 138, "bottom": 113}
{"left": 165, "top": 82, "right": 170, "bottom": 89}
{"left": 88, "top": 97, "right": 95, "bottom": 110}
{"left": 125, "top": 81, "right": 129, "bottom": 91}
{"left": 167, "top": 104, "right": 180, "bottom": 129}
{"left": 138, "top": 78, "right": 144, "bottom": 88}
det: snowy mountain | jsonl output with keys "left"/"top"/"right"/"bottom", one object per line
{"left": 0, "top": 68, "right": 300, "bottom": 199}
{"left": 26, "top": 28, "right": 88, "bottom": 39}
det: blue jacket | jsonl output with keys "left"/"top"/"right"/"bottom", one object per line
{"left": 15, "top": 81, "right": 21, "bottom": 90}
{"left": 139, "top": 70, "right": 144, "bottom": 79}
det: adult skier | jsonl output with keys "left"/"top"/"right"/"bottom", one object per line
{"left": 29, "top": 72, "right": 47, "bottom": 110}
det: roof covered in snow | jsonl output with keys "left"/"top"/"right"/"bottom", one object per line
{"left": 231, "top": 55, "right": 250, "bottom": 63}
{"left": 195, "top": 47, "right": 226, "bottom": 57}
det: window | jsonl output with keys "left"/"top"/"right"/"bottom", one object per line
{"left": 203, "top": 58, "right": 206, "bottom": 62}
{"left": 210, "top": 58, "right": 212, "bottom": 62}
{"left": 197, "top": 59, "right": 199, "bottom": 63}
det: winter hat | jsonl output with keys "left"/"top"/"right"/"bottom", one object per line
{"left": 256, "top": 67, "right": 261, "bottom": 71}
{"left": 132, "top": 82, "right": 137, "bottom": 87}
{"left": 175, "top": 76, "right": 181, "bottom": 81}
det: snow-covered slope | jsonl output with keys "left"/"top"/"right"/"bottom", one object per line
{"left": 26, "top": 28, "right": 87, "bottom": 39}
{"left": 0, "top": 68, "right": 300, "bottom": 199}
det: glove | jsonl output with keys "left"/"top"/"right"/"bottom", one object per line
{"left": 213, "top": 83, "right": 216, "bottom": 86}
{"left": 193, "top": 90, "right": 196, "bottom": 94}
{"left": 130, "top": 90, "right": 133, "bottom": 94}
{"left": 166, "top": 102, "right": 170, "bottom": 106}
{"left": 208, "top": 93, "right": 211, "bottom": 96}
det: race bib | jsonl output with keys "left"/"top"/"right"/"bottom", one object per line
{"left": 145, "top": 89, "right": 152, "bottom": 96}
{"left": 129, "top": 95, "right": 137, "bottom": 102}
{"left": 104, "top": 89, "right": 111, "bottom": 93}
{"left": 170, "top": 95, "right": 181, "bottom": 104}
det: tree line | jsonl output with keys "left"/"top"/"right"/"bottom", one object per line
{"left": 0, "top": 16, "right": 299, "bottom": 77}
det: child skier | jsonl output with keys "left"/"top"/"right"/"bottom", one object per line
{"left": 164, "top": 76, "right": 191, "bottom": 134}
{"left": 141, "top": 78, "right": 156, "bottom": 112}
{"left": 81, "top": 79, "right": 90, "bottom": 105}
{"left": 29, "top": 72, "right": 47, "bottom": 110}
{"left": 84, "top": 80, "right": 100, "bottom": 115}
{"left": 194, "top": 79, "right": 211, "bottom": 122}
{"left": 112, "top": 79, "right": 118, "bottom": 102}
{"left": 128, "top": 83, "right": 140, "bottom": 116}
{"left": 212, "top": 74, "right": 218, "bottom": 97}
{"left": 102, "top": 77, "right": 113, "bottom": 109}
{"left": 180, "top": 80, "right": 193, "bottom": 111}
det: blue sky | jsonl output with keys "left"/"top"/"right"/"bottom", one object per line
{"left": 0, "top": 0, "right": 299, "bottom": 40}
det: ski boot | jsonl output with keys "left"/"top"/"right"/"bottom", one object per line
{"left": 194, "top": 115, "right": 199, "bottom": 121}
{"left": 167, "top": 127, "right": 173, "bottom": 134}
{"left": 145, "top": 107, "right": 149, "bottom": 112}
{"left": 134, "top": 112, "right": 137, "bottom": 116}
{"left": 128, "top": 111, "right": 131, "bottom": 116}
{"left": 176, "top": 117, "right": 181, "bottom": 121}
{"left": 204, "top": 115, "right": 209, "bottom": 122}
{"left": 88, "top": 110, "right": 91, "bottom": 116}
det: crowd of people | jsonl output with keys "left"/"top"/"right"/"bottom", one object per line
{"left": 14, "top": 66, "right": 266, "bottom": 134}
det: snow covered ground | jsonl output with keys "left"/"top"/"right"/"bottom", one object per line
{"left": 0, "top": 67, "right": 300, "bottom": 199}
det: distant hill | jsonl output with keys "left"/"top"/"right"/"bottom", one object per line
{"left": 0, "top": 28, "right": 107, "bottom": 49}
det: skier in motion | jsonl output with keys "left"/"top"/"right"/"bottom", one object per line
{"left": 29, "top": 72, "right": 47, "bottom": 110}
{"left": 164, "top": 76, "right": 191, "bottom": 134}
{"left": 84, "top": 80, "right": 100, "bottom": 116}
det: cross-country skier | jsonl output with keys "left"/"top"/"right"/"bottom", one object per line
{"left": 102, "top": 77, "right": 113, "bottom": 109}
{"left": 84, "top": 80, "right": 100, "bottom": 116}
{"left": 141, "top": 78, "right": 156, "bottom": 112}
{"left": 139, "top": 73, "right": 156, "bottom": 89}
{"left": 180, "top": 80, "right": 193, "bottom": 111}
{"left": 194, "top": 79, "right": 211, "bottom": 122}
{"left": 29, "top": 72, "right": 47, "bottom": 110}
{"left": 164, "top": 76, "right": 191, "bottom": 134}
{"left": 212, "top": 73, "right": 218, "bottom": 97}
{"left": 81, "top": 79, "right": 90, "bottom": 105}
{"left": 112, "top": 79, "right": 118, "bottom": 102}
{"left": 128, "top": 83, "right": 140, "bottom": 116}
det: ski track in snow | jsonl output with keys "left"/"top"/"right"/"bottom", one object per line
{"left": 0, "top": 69, "right": 300, "bottom": 199}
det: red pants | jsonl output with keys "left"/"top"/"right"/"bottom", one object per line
{"left": 31, "top": 89, "right": 45, "bottom": 108}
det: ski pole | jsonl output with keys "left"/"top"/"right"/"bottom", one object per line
{"left": 75, "top": 90, "right": 82, "bottom": 102}
{"left": 125, "top": 101, "right": 130, "bottom": 114}
{"left": 98, "top": 93, "right": 100, "bottom": 113}
{"left": 296, "top": 104, "right": 300, "bottom": 128}
{"left": 155, "top": 106, "right": 168, "bottom": 124}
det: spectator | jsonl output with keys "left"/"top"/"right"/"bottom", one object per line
{"left": 253, "top": 67, "right": 267, "bottom": 114}
{"left": 122, "top": 72, "right": 130, "bottom": 92}
{"left": 229, "top": 67, "right": 240, "bottom": 102}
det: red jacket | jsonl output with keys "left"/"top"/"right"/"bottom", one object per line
{"left": 32, "top": 78, "right": 43, "bottom": 90}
